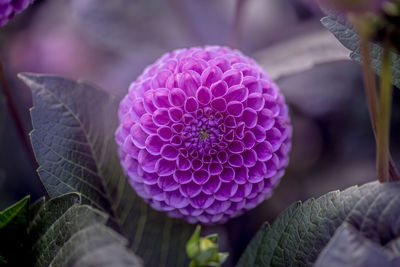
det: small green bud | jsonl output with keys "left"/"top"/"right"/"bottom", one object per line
{"left": 186, "top": 225, "right": 228, "bottom": 267}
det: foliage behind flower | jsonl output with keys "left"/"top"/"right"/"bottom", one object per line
{"left": 321, "top": 0, "right": 391, "bottom": 13}
{"left": 0, "top": 0, "right": 34, "bottom": 27}
{"left": 115, "top": 46, "right": 292, "bottom": 224}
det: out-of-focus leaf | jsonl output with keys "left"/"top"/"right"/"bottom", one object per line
{"left": 315, "top": 223, "right": 400, "bottom": 267}
{"left": 386, "top": 237, "right": 400, "bottom": 256}
{"left": 320, "top": 6, "right": 400, "bottom": 88}
{"left": 237, "top": 181, "right": 400, "bottom": 267}
{"left": 0, "top": 195, "right": 30, "bottom": 266}
{"left": 254, "top": 29, "right": 350, "bottom": 80}
{"left": 29, "top": 193, "right": 142, "bottom": 267}
{"left": 0, "top": 255, "right": 5, "bottom": 263}
{"left": 19, "top": 73, "right": 194, "bottom": 267}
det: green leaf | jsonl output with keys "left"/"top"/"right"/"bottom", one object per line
{"left": 314, "top": 223, "right": 400, "bottom": 267}
{"left": 19, "top": 73, "right": 194, "bottom": 266}
{"left": 0, "top": 255, "right": 5, "bottom": 264}
{"left": 29, "top": 193, "right": 142, "bottom": 267}
{"left": 0, "top": 195, "right": 29, "bottom": 229}
{"left": 320, "top": 7, "right": 400, "bottom": 88}
{"left": 0, "top": 196, "right": 30, "bottom": 265}
{"left": 237, "top": 181, "right": 400, "bottom": 267}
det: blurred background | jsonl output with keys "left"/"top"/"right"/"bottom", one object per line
{"left": 1, "top": 0, "right": 400, "bottom": 265}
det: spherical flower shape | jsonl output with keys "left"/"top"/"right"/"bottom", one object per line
{"left": 115, "top": 46, "right": 292, "bottom": 224}
{"left": 0, "top": 0, "right": 34, "bottom": 27}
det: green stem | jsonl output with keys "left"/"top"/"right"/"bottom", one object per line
{"left": 377, "top": 39, "right": 393, "bottom": 183}
{"left": 355, "top": 15, "right": 400, "bottom": 181}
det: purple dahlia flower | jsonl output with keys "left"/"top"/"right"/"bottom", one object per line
{"left": 0, "top": 0, "right": 34, "bottom": 27}
{"left": 115, "top": 46, "right": 292, "bottom": 224}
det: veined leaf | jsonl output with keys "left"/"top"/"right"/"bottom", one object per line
{"left": 19, "top": 73, "right": 194, "bottom": 266}
{"left": 0, "top": 193, "right": 141, "bottom": 267}
{"left": 29, "top": 193, "right": 142, "bottom": 267}
{"left": 237, "top": 181, "right": 400, "bottom": 267}
{"left": 315, "top": 223, "right": 400, "bottom": 267}
{"left": 320, "top": 6, "right": 400, "bottom": 88}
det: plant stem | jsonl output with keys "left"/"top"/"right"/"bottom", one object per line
{"left": 356, "top": 17, "right": 400, "bottom": 181}
{"left": 229, "top": 0, "right": 248, "bottom": 48}
{"left": 376, "top": 39, "right": 393, "bottom": 182}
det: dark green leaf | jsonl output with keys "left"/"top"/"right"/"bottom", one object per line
{"left": 19, "top": 73, "right": 194, "bottom": 266}
{"left": 0, "top": 196, "right": 30, "bottom": 266}
{"left": 0, "top": 255, "right": 5, "bottom": 264}
{"left": 315, "top": 223, "right": 400, "bottom": 267}
{"left": 29, "top": 193, "right": 142, "bottom": 267}
{"left": 0, "top": 195, "right": 29, "bottom": 229}
{"left": 237, "top": 181, "right": 400, "bottom": 267}
{"left": 320, "top": 7, "right": 400, "bottom": 88}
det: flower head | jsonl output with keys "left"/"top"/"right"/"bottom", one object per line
{"left": 115, "top": 46, "right": 292, "bottom": 224}
{"left": 0, "top": 0, "right": 34, "bottom": 27}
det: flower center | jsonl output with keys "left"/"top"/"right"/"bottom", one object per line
{"left": 200, "top": 130, "right": 210, "bottom": 140}
{"left": 181, "top": 109, "right": 224, "bottom": 157}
